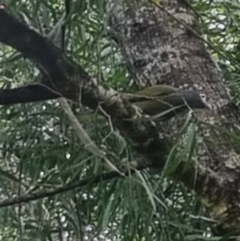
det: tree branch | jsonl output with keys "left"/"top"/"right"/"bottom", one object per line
{"left": 0, "top": 7, "right": 167, "bottom": 160}
{"left": 0, "top": 8, "right": 65, "bottom": 80}
{"left": 0, "top": 160, "right": 150, "bottom": 208}
{"left": 0, "top": 84, "right": 60, "bottom": 105}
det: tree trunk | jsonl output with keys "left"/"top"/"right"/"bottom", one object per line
{"left": 110, "top": 0, "right": 240, "bottom": 234}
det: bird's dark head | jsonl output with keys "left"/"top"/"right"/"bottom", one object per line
{"left": 180, "top": 91, "right": 211, "bottom": 110}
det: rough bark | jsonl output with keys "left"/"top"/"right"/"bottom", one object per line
{"left": 109, "top": 0, "right": 240, "bottom": 234}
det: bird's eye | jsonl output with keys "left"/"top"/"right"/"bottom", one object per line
{"left": 200, "top": 93, "right": 206, "bottom": 100}
{"left": 200, "top": 93, "right": 212, "bottom": 109}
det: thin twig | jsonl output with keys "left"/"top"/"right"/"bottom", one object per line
{"left": 58, "top": 98, "right": 122, "bottom": 174}
{"left": 0, "top": 159, "right": 150, "bottom": 208}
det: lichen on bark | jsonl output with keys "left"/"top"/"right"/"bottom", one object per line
{"left": 109, "top": 0, "right": 240, "bottom": 233}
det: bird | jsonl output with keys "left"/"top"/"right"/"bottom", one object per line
{"left": 123, "top": 85, "right": 211, "bottom": 120}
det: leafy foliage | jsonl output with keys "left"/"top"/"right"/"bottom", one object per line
{"left": 0, "top": 0, "right": 238, "bottom": 240}
{"left": 194, "top": 0, "right": 240, "bottom": 101}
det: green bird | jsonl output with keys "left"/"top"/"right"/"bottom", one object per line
{"left": 124, "top": 85, "right": 211, "bottom": 120}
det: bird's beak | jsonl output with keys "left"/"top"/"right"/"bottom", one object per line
{"left": 203, "top": 100, "right": 212, "bottom": 109}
